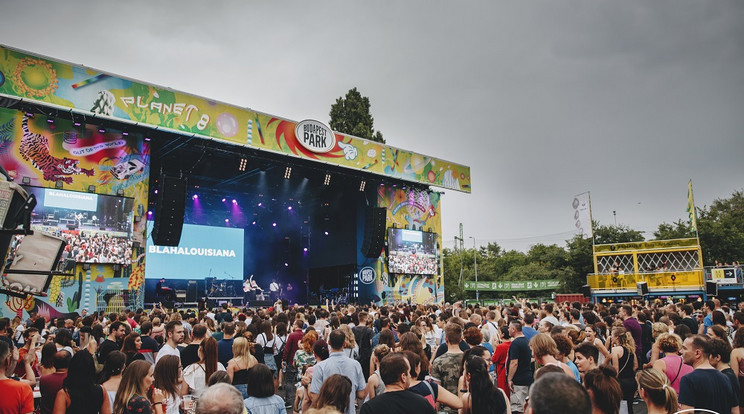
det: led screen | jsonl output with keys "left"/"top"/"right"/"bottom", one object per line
{"left": 145, "top": 222, "right": 244, "bottom": 280}
{"left": 23, "top": 186, "right": 134, "bottom": 265}
{"left": 387, "top": 228, "right": 438, "bottom": 275}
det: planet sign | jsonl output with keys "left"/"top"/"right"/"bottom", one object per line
{"left": 295, "top": 120, "right": 336, "bottom": 153}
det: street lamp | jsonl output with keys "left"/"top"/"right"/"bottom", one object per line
{"left": 469, "top": 236, "right": 479, "bottom": 302}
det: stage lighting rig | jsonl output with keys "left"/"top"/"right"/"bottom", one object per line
{"left": 323, "top": 173, "right": 331, "bottom": 186}
{"left": 284, "top": 166, "right": 292, "bottom": 179}
{"left": 238, "top": 158, "right": 248, "bottom": 172}
{"left": 359, "top": 180, "right": 366, "bottom": 191}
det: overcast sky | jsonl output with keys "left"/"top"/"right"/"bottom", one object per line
{"left": 1, "top": 1, "right": 742, "bottom": 251}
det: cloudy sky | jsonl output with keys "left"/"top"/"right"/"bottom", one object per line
{"left": 1, "top": 1, "right": 742, "bottom": 251}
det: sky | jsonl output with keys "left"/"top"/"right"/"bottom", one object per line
{"left": 1, "top": 1, "right": 742, "bottom": 252}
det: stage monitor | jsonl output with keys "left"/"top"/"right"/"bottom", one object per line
{"left": 145, "top": 222, "right": 244, "bottom": 280}
{"left": 387, "top": 228, "right": 438, "bottom": 275}
{"left": 20, "top": 186, "right": 134, "bottom": 265}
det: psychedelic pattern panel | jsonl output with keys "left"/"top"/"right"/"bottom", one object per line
{"left": 0, "top": 46, "right": 470, "bottom": 193}
{"left": 361, "top": 185, "right": 444, "bottom": 305}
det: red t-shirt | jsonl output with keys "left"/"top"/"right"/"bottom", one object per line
{"left": 39, "top": 372, "right": 67, "bottom": 414}
{"left": 0, "top": 378, "right": 34, "bottom": 414}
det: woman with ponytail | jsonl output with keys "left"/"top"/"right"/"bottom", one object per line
{"left": 459, "top": 356, "right": 509, "bottom": 414}
{"left": 584, "top": 365, "right": 623, "bottom": 414}
{"left": 100, "top": 351, "right": 126, "bottom": 413}
{"left": 636, "top": 368, "right": 679, "bottom": 414}
{"left": 610, "top": 326, "right": 638, "bottom": 414}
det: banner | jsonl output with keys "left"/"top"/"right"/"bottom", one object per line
{"left": 572, "top": 192, "right": 592, "bottom": 239}
{"left": 594, "top": 238, "right": 699, "bottom": 254}
{"left": 0, "top": 45, "right": 470, "bottom": 193}
{"left": 687, "top": 180, "right": 698, "bottom": 233}
{"left": 463, "top": 279, "right": 560, "bottom": 291}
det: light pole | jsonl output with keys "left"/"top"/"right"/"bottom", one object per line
{"left": 469, "top": 236, "right": 478, "bottom": 302}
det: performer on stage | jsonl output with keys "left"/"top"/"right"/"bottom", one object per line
{"left": 156, "top": 278, "right": 175, "bottom": 301}
{"left": 243, "top": 275, "right": 263, "bottom": 304}
{"left": 269, "top": 279, "right": 279, "bottom": 301}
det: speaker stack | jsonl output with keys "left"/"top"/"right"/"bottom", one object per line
{"left": 152, "top": 174, "right": 187, "bottom": 246}
{"left": 361, "top": 207, "right": 386, "bottom": 258}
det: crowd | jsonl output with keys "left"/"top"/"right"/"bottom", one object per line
{"left": 59, "top": 232, "right": 133, "bottom": 265}
{"left": 1, "top": 296, "right": 744, "bottom": 414}
{"left": 387, "top": 251, "right": 438, "bottom": 274}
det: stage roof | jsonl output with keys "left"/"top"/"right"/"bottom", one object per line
{"left": 0, "top": 45, "right": 471, "bottom": 193}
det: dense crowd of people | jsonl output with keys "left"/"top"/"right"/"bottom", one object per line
{"left": 1, "top": 296, "right": 744, "bottom": 414}
{"left": 59, "top": 232, "right": 133, "bottom": 265}
{"left": 387, "top": 251, "right": 438, "bottom": 274}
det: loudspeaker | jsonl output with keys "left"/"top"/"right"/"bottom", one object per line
{"left": 636, "top": 281, "right": 649, "bottom": 296}
{"left": 581, "top": 284, "right": 591, "bottom": 297}
{"left": 152, "top": 174, "right": 187, "bottom": 246}
{"left": 186, "top": 281, "right": 198, "bottom": 302}
{"left": 361, "top": 207, "right": 386, "bottom": 258}
{"left": 706, "top": 281, "right": 718, "bottom": 296}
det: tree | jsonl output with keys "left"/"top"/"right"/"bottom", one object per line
{"left": 653, "top": 219, "right": 693, "bottom": 240}
{"left": 698, "top": 190, "right": 744, "bottom": 264}
{"left": 329, "top": 88, "right": 385, "bottom": 143}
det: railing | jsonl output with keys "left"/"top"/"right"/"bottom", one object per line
{"left": 587, "top": 270, "right": 704, "bottom": 291}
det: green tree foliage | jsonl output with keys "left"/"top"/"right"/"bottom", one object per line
{"left": 697, "top": 190, "right": 744, "bottom": 264}
{"left": 653, "top": 219, "right": 694, "bottom": 240}
{"left": 329, "top": 87, "right": 385, "bottom": 143}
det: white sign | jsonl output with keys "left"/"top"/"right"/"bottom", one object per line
{"left": 295, "top": 120, "right": 336, "bottom": 153}
{"left": 359, "top": 267, "right": 376, "bottom": 284}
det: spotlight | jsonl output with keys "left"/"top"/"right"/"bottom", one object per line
{"left": 303, "top": 247, "right": 308, "bottom": 252}
{"left": 144, "top": 137, "right": 151, "bottom": 142}
{"left": 55, "top": 180, "right": 63, "bottom": 189}
{"left": 232, "top": 199, "right": 237, "bottom": 205}
{"left": 98, "top": 126, "right": 106, "bottom": 133}
{"left": 154, "top": 189, "right": 158, "bottom": 194}
{"left": 47, "top": 118, "right": 54, "bottom": 124}
{"left": 287, "top": 206, "right": 292, "bottom": 211}
{"left": 272, "top": 222, "right": 277, "bottom": 227}
{"left": 284, "top": 263, "right": 289, "bottom": 267}
{"left": 22, "top": 176, "right": 31, "bottom": 185}
{"left": 122, "top": 129, "right": 130, "bottom": 136}
{"left": 225, "top": 218, "right": 229, "bottom": 223}
{"left": 258, "top": 202, "right": 262, "bottom": 207}
{"left": 323, "top": 173, "right": 331, "bottom": 186}
{"left": 192, "top": 194, "right": 198, "bottom": 200}
{"left": 73, "top": 120, "right": 82, "bottom": 127}
{"left": 147, "top": 211, "right": 153, "bottom": 216}
{"left": 324, "top": 231, "right": 329, "bottom": 236}
{"left": 284, "top": 166, "right": 292, "bottom": 179}
{"left": 88, "top": 185, "right": 96, "bottom": 193}
{"left": 239, "top": 158, "right": 248, "bottom": 172}
{"left": 359, "top": 180, "right": 366, "bottom": 191}
{"left": 222, "top": 198, "right": 226, "bottom": 202}
{"left": 252, "top": 221, "right": 256, "bottom": 225}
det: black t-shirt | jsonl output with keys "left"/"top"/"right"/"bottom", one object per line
{"left": 215, "top": 311, "right": 233, "bottom": 324}
{"left": 140, "top": 335, "right": 159, "bottom": 354}
{"left": 180, "top": 343, "right": 200, "bottom": 369}
{"left": 682, "top": 317, "right": 698, "bottom": 335}
{"left": 507, "top": 336, "right": 533, "bottom": 386}
{"left": 360, "top": 390, "right": 436, "bottom": 414}
{"left": 679, "top": 368, "right": 736, "bottom": 412}
{"left": 98, "top": 339, "right": 120, "bottom": 365}
{"left": 721, "top": 367, "right": 741, "bottom": 407}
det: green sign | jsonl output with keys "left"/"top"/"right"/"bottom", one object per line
{"left": 463, "top": 279, "right": 561, "bottom": 292}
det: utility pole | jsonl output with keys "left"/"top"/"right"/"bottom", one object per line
{"left": 469, "top": 236, "right": 478, "bottom": 302}
{"left": 455, "top": 223, "right": 465, "bottom": 285}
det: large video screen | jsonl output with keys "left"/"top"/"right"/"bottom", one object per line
{"left": 22, "top": 186, "right": 134, "bottom": 265}
{"left": 387, "top": 228, "right": 438, "bottom": 275}
{"left": 145, "top": 222, "right": 244, "bottom": 280}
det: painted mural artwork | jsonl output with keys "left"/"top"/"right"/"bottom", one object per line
{"left": 0, "top": 46, "right": 470, "bottom": 193}
{"left": 0, "top": 107, "right": 149, "bottom": 320}
{"left": 361, "top": 185, "right": 444, "bottom": 305}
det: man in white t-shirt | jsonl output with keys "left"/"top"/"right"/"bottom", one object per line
{"left": 156, "top": 320, "right": 184, "bottom": 364}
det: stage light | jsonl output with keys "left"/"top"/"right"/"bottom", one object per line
{"left": 232, "top": 199, "right": 237, "bottom": 205}
{"left": 117, "top": 189, "right": 124, "bottom": 196}
{"left": 272, "top": 222, "right": 277, "bottom": 227}
{"left": 303, "top": 247, "right": 308, "bottom": 252}
{"left": 323, "top": 173, "right": 331, "bottom": 186}
{"left": 284, "top": 166, "right": 292, "bottom": 179}
{"left": 324, "top": 231, "right": 329, "bottom": 236}
{"left": 284, "top": 263, "right": 289, "bottom": 267}
{"left": 252, "top": 221, "right": 256, "bottom": 225}
{"left": 359, "top": 180, "right": 366, "bottom": 191}
{"left": 154, "top": 189, "right": 158, "bottom": 194}
{"left": 144, "top": 137, "right": 151, "bottom": 142}
{"left": 122, "top": 129, "right": 130, "bottom": 136}
{"left": 147, "top": 211, "right": 153, "bottom": 216}
{"left": 192, "top": 194, "right": 198, "bottom": 200}
{"left": 222, "top": 198, "right": 226, "bottom": 202}
{"left": 258, "top": 202, "right": 262, "bottom": 207}
{"left": 239, "top": 158, "right": 248, "bottom": 172}
{"left": 47, "top": 118, "right": 54, "bottom": 123}
{"left": 98, "top": 126, "right": 106, "bottom": 133}
{"left": 287, "top": 206, "right": 292, "bottom": 211}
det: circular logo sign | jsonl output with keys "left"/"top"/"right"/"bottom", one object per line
{"left": 295, "top": 120, "right": 336, "bottom": 153}
{"left": 359, "top": 267, "right": 376, "bottom": 284}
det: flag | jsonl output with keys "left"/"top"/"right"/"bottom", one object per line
{"left": 572, "top": 192, "right": 593, "bottom": 239}
{"left": 686, "top": 180, "right": 697, "bottom": 233}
